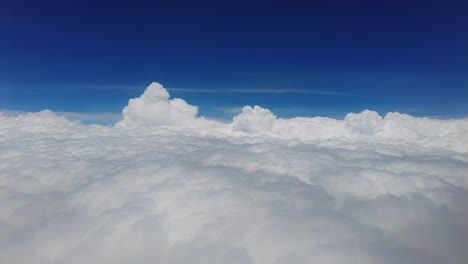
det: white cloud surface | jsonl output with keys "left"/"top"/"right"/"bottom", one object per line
{"left": 0, "top": 109, "right": 122, "bottom": 125}
{"left": 1, "top": 82, "right": 468, "bottom": 263}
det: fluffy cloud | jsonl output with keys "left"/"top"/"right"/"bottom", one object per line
{"left": 117, "top": 82, "right": 198, "bottom": 128}
{"left": 1, "top": 82, "right": 468, "bottom": 264}
{"left": 230, "top": 106, "right": 468, "bottom": 152}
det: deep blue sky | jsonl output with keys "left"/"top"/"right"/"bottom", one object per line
{"left": 1, "top": 0, "right": 467, "bottom": 122}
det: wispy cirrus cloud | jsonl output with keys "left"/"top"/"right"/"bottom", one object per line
{"left": 77, "top": 84, "right": 145, "bottom": 90}
{"left": 167, "top": 87, "right": 348, "bottom": 96}
{"left": 79, "top": 84, "right": 348, "bottom": 96}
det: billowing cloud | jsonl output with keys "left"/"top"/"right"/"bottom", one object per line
{"left": 1, "top": 82, "right": 468, "bottom": 263}
{"left": 230, "top": 105, "right": 468, "bottom": 152}
{"left": 117, "top": 82, "right": 198, "bottom": 128}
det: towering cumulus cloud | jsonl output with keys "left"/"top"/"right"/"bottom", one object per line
{"left": 118, "top": 82, "right": 198, "bottom": 127}
{"left": 1, "top": 82, "right": 468, "bottom": 264}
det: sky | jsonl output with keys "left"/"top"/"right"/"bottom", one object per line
{"left": 1, "top": 0, "right": 467, "bottom": 122}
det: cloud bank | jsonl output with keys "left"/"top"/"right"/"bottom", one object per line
{"left": 1, "top": 82, "right": 468, "bottom": 264}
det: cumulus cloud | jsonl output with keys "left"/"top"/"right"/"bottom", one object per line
{"left": 117, "top": 82, "right": 198, "bottom": 128}
{"left": 1, "top": 82, "right": 468, "bottom": 264}
{"left": 1, "top": 109, "right": 122, "bottom": 124}
{"left": 230, "top": 106, "right": 468, "bottom": 152}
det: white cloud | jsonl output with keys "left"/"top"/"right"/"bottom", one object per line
{"left": 117, "top": 82, "right": 199, "bottom": 128}
{"left": 57, "top": 111, "right": 122, "bottom": 124}
{"left": 76, "top": 83, "right": 347, "bottom": 95}
{"left": 166, "top": 87, "right": 347, "bottom": 96}
{"left": 229, "top": 105, "right": 468, "bottom": 152}
{"left": 1, "top": 82, "right": 468, "bottom": 263}
{"left": 0, "top": 109, "right": 122, "bottom": 124}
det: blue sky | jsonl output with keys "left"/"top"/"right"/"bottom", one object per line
{"left": 1, "top": 0, "right": 467, "bottom": 123}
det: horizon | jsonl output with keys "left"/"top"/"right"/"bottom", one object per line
{"left": 1, "top": 81, "right": 467, "bottom": 125}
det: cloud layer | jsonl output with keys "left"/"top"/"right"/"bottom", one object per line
{"left": 1, "top": 82, "right": 468, "bottom": 263}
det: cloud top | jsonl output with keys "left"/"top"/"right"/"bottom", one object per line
{"left": 1, "top": 82, "right": 468, "bottom": 263}
{"left": 112, "top": 82, "right": 468, "bottom": 152}
{"left": 118, "top": 82, "right": 198, "bottom": 128}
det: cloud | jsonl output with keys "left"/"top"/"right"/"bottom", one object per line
{"left": 1, "top": 82, "right": 468, "bottom": 263}
{"left": 57, "top": 111, "right": 122, "bottom": 124}
{"left": 212, "top": 106, "right": 244, "bottom": 115}
{"left": 0, "top": 109, "right": 122, "bottom": 124}
{"left": 117, "top": 82, "right": 199, "bottom": 128}
{"left": 229, "top": 106, "right": 468, "bottom": 152}
{"left": 167, "top": 87, "right": 347, "bottom": 96}
{"left": 77, "top": 84, "right": 145, "bottom": 91}
{"left": 76, "top": 83, "right": 348, "bottom": 96}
